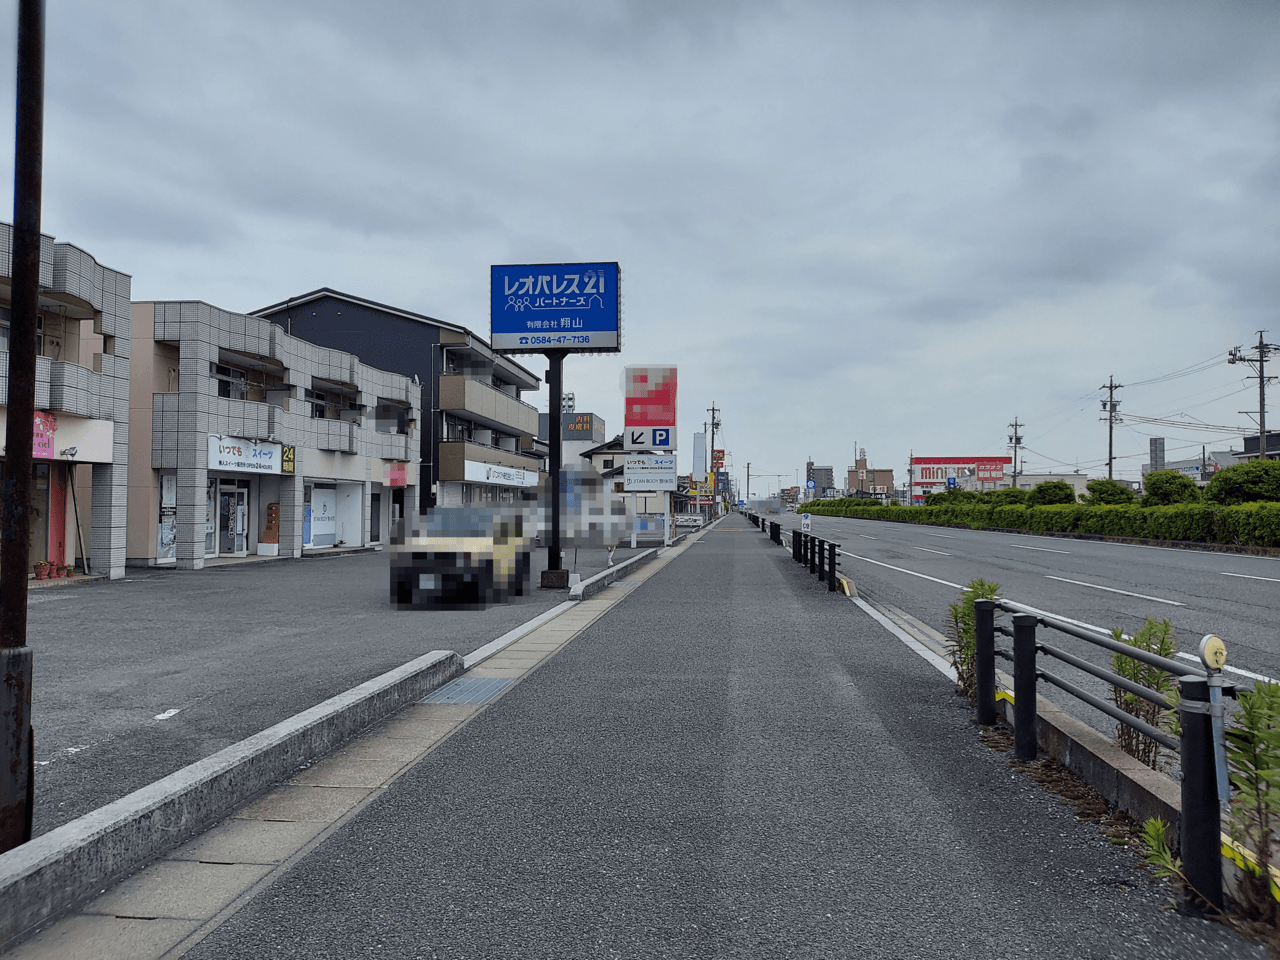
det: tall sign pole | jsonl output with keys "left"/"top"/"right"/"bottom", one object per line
{"left": 545, "top": 349, "right": 566, "bottom": 578}
{"left": 1, "top": 0, "right": 45, "bottom": 852}
{"left": 490, "top": 262, "right": 621, "bottom": 588}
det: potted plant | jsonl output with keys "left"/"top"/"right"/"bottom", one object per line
{"left": 33, "top": 561, "right": 51, "bottom": 580}
{"left": 60, "top": 565, "right": 73, "bottom": 578}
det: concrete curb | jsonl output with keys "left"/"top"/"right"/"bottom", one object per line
{"left": 569, "top": 548, "right": 660, "bottom": 600}
{"left": 0, "top": 648, "right": 464, "bottom": 950}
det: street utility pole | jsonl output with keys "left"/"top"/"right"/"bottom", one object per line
{"left": 1, "top": 0, "right": 45, "bottom": 853}
{"left": 1100, "top": 377, "right": 1123, "bottom": 479}
{"left": 707, "top": 402, "right": 720, "bottom": 515}
{"left": 1008, "top": 420, "right": 1023, "bottom": 489}
{"left": 1229, "top": 332, "right": 1280, "bottom": 460}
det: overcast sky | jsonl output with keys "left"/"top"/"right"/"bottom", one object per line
{"left": 2, "top": 1, "right": 1277, "bottom": 492}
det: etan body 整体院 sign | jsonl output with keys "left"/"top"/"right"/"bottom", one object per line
{"left": 623, "top": 455, "right": 677, "bottom": 491}
{"left": 208, "top": 436, "right": 283, "bottom": 474}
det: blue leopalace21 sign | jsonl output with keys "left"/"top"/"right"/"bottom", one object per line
{"left": 490, "top": 262, "right": 621, "bottom": 354}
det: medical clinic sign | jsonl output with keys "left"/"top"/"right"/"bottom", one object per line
{"left": 912, "top": 456, "right": 1011, "bottom": 489}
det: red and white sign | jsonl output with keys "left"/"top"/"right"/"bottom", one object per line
{"left": 624, "top": 365, "right": 677, "bottom": 428}
{"left": 624, "top": 365, "right": 677, "bottom": 451}
{"left": 912, "top": 456, "right": 1011, "bottom": 487}
{"left": 33, "top": 411, "right": 56, "bottom": 459}
{"left": 389, "top": 462, "right": 407, "bottom": 487}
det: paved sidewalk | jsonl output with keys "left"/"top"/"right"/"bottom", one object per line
{"left": 10, "top": 516, "right": 1263, "bottom": 958}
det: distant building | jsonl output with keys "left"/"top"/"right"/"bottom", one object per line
{"left": 1239, "top": 431, "right": 1280, "bottom": 462}
{"left": 846, "top": 454, "right": 893, "bottom": 498}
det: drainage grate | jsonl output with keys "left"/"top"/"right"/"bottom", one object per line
{"left": 420, "top": 677, "right": 514, "bottom": 705}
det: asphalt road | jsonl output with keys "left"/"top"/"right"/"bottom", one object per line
{"left": 184, "top": 514, "right": 1259, "bottom": 960}
{"left": 27, "top": 544, "right": 649, "bottom": 837}
{"left": 766, "top": 509, "right": 1280, "bottom": 746}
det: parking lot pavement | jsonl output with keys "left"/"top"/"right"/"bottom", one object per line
{"left": 27, "top": 544, "right": 646, "bottom": 837}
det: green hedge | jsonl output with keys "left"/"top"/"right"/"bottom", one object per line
{"left": 795, "top": 497, "right": 1280, "bottom": 548}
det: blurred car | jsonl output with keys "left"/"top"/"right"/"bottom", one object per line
{"left": 390, "top": 507, "right": 533, "bottom": 609}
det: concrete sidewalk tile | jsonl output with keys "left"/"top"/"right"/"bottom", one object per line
{"left": 375, "top": 716, "right": 468, "bottom": 741}
{"left": 337, "top": 734, "right": 444, "bottom": 762}
{"left": 233, "top": 785, "right": 372, "bottom": 823}
{"left": 4, "top": 915, "right": 201, "bottom": 960}
{"left": 397, "top": 703, "right": 477, "bottom": 721}
{"left": 83, "top": 860, "right": 273, "bottom": 920}
{"left": 479, "top": 653, "right": 545, "bottom": 668}
{"left": 291, "top": 756, "right": 408, "bottom": 788}
{"left": 169, "top": 819, "right": 326, "bottom": 865}
{"left": 464, "top": 665, "right": 526, "bottom": 678}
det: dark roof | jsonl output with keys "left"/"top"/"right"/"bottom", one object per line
{"left": 250, "top": 287, "right": 540, "bottom": 384}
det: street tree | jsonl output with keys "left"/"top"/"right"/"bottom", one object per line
{"left": 1140, "top": 470, "right": 1202, "bottom": 506}
{"left": 1027, "top": 480, "right": 1078, "bottom": 506}
{"left": 1204, "top": 460, "right": 1280, "bottom": 505}
{"left": 1082, "top": 478, "right": 1137, "bottom": 505}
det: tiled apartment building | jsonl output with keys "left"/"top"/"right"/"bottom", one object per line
{"left": 127, "top": 300, "right": 419, "bottom": 568}
{"left": 0, "top": 224, "right": 131, "bottom": 578}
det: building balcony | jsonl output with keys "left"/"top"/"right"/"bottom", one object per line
{"left": 438, "top": 374, "right": 538, "bottom": 437}
{"left": 437, "top": 440, "right": 542, "bottom": 482}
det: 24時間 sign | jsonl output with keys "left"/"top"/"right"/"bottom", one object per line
{"left": 490, "top": 262, "right": 621, "bottom": 353}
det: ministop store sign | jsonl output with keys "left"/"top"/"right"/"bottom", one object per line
{"left": 490, "top": 262, "right": 621, "bottom": 353}
{"left": 912, "top": 456, "right": 1012, "bottom": 488}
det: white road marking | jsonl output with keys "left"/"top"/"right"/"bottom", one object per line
{"left": 912, "top": 546, "right": 951, "bottom": 556}
{"left": 1175, "top": 652, "right": 1277, "bottom": 684}
{"left": 153, "top": 708, "right": 182, "bottom": 721}
{"left": 858, "top": 534, "right": 878, "bottom": 540}
{"left": 1221, "top": 572, "right": 1280, "bottom": 584}
{"left": 924, "top": 533, "right": 956, "bottom": 539}
{"left": 853, "top": 598, "right": 956, "bottom": 681}
{"left": 838, "top": 551, "right": 964, "bottom": 590}
{"left": 1043, "top": 576, "right": 1185, "bottom": 607}
{"left": 1008, "top": 544, "right": 1071, "bottom": 554}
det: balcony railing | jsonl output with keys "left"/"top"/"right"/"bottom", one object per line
{"left": 438, "top": 375, "right": 538, "bottom": 436}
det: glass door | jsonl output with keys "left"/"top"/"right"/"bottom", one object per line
{"left": 217, "top": 482, "right": 250, "bottom": 557}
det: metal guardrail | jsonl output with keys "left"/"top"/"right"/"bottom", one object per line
{"left": 974, "top": 598, "right": 1234, "bottom": 911}
{"left": 743, "top": 511, "right": 841, "bottom": 593}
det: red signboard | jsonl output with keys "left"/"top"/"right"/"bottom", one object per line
{"left": 912, "top": 456, "right": 1011, "bottom": 487}
{"left": 624, "top": 366, "right": 677, "bottom": 428}
{"left": 389, "top": 462, "right": 407, "bottom": 487}
{"left": 712, "top": 448, "right": 724, "bottom": 468}
{"left": 33, "top": 411, "right": 56, "bottom": 459}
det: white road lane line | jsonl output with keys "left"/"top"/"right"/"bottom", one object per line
{"left": 153, "top": 708, "right": 182, "bottom": 721}
{"left": 1175, "top": 652, "right": 1277, "bottom": 684}
{"left": 924, "top": 533, "right": 956, "bottom": 539}
{"left": 1043, "top": 576, "right": 1185, "bottom": 607}
{"left": 858, "top": 534, "right": 878, "bottom": 540}
{"left": 853, "top": 598, "right": 956, "bottom": 681}
{"left": 839, "top": 551, "right": 964, "bottom": 590}
{"left": 1008, "top": 544, "right": 1071, "bottom": 554}
{"left": 1221, "top": 572, "right": 1280, "bottom": 584}
{"left": 912, "top": 546, "right": 951, "bottom": 556}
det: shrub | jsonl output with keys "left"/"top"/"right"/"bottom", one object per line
{"left": 1109, "top": 619, "right": 1178, "bottom": 770}
{"left": 1082, "top": 477, "right": 1137, "bottom": 505}
{"left": 1206, "top": 460, "right": 1280, "bottom": 505}
{"left": 1026, "top": 480, "right": 1078, "bottom": 506}
{"left": 924, "top": 489, "right": 982, "bottom": 506}
{"left": 1141, "top": 469, "right": 1202, "bottom": 506}
{"left": 983, "top": 487, "right": 1029, "bottom": 506}
{"left": 1225, "top": 681, "right": 1280, "bottom": 926}
{"left": 946, "top": 578, "right": 1001, "bottom": 702}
